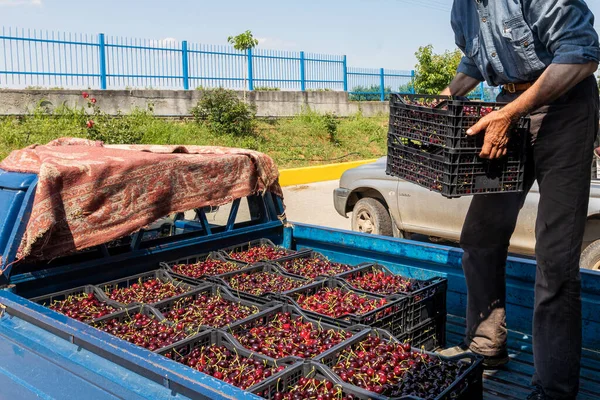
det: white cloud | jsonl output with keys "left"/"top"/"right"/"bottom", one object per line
{"left": 256, "top": 37, "right": 297, "bottom": 50}
{"left": 0, "top": 0, "right": 42, "bottom": 5}
{"left": 149, "top": 37, "right": 178, "bottom": 47}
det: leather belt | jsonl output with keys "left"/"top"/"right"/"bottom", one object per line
{"left": 501, "top": 82, "right": 534, "bottom": 93}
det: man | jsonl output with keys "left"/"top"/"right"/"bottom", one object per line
{"left": 439, "top": 1, "right": 600, "bottom": 399}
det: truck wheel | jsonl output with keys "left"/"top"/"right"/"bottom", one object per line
{"left": 580, "top": 240, "right": 600, "bottom": 270}
{"left": 351, "top": 198, "right": 393, "bottom": 237}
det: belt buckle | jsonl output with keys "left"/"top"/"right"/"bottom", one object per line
{"left": 505, "top": 83, "right": 516, "bottom": 93}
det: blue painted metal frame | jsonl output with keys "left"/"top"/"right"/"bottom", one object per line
{"left": 1, "top": 26, "right": 407, "bottom": 95}
{"left": 181, "top": 40, "right": 189, "bottom": 90}
{"left": 98, "top": 33, "right": 107, "bottom": 90}
{"left": 0, "top": 176, "right": 38, "bottom": 284}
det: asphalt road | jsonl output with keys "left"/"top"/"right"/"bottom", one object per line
{"left": 282, "top": 180, "right": 350, "bottom": 231}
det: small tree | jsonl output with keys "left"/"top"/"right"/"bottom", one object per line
{"left": 228, "top": 31, "right": 259, "bottom": 96}
{"left": 413, "top": 45, "right": 462, "bottom": 94}
{"left": 227, "top": 30, "right": 259, "bottom": 52}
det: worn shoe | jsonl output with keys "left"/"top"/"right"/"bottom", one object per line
{"left": 527, "top": 386, "right": 551, "bottom": 399}
{"left": 437, "top": 343, "right": 509, "bottom": 369}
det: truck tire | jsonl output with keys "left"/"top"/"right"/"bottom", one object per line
{"left": 351, "top": 198, "right": 393, "bottom": 237}
{"left": 580, "top": 240, "right": 600, "bottom": 270}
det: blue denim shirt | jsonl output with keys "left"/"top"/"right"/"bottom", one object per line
{"left": 451, "top": 0, "right": 600, "bottom": 86}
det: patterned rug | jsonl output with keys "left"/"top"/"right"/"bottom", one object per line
{"left": 0, "top": 138, "right": 282, "bottom": 263}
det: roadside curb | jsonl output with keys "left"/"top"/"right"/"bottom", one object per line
{"left": 279, "top": 159, "right": 378, "bottom": 187}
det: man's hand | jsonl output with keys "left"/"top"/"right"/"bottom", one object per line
{"left": 467, "top": 110, "right": 516, "bottom": 159}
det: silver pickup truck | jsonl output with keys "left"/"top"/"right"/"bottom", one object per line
{"left": 334, "top": 157, "right": 600, "bottom": 270}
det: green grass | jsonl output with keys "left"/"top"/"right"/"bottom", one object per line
{"left": 0, "top": 108, "right": 388, "bottom": 169}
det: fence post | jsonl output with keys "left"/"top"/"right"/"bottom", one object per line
{"left": 479, "top": 81, "right": 485, "bottom": 100}
{"left": 98, "top": 33, "right": 107, "bottom": 90}
{"left": 247, "top": 48, "right": 254, "bottom": 91}
{"left": 300, "top": 51, "right": 306, "bottom": 91}
{"left": 182, "top": 40, "right": 189, "bottom": 90}
{"left": 380, "top": 68, "right": 385, "bottom": 102}
{"left": 343, "top": 55, "right": 348, "bottom": 92}
{"left": 410, "top": 70, "right": 415, "bottom": 94}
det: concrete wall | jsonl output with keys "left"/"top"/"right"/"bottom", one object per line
{"left": 0, "top": 89, "right": 389, "bottom": 117}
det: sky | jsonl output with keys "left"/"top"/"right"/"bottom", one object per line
{"left": 1, "top": 0, "right": 600, "bottom": 71}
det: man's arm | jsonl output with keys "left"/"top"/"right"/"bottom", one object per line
{"left": 441, "top": 72, "right": 481, "bottom": 97}
{"left": 469, "top": 0, "right": 600, "bottom": 159}
{"left": 469, "top": 63, "right": 598, "bottom": 159}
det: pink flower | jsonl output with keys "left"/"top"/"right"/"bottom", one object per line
{"left": 82, "top": 92, "right": 89, "bottom": 99}
{"left": 90, "top": 98, "right": 97, "bottom": 104}
{"left": 86, "top": 120, "right": 95, "bottom": 129}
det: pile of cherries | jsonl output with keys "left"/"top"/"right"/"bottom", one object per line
{"left": 105, "top": 278, "right": 188, "bottom": 305}
{"left": 94, "top": 312, "right": 189, "bottom": 351}
{"left": 295, "top": 287, "right": 386, "bottom": 318}
{"left": 267, "top": 377, "right": 356, "bottom": 400}
{"left": 228, "top": 245, "right": 290, "bottom": 263}
{"left": 163, "top": 292, "right": 260, "bottom": 329}
{"left": 345, "top": 270, "right": 415, "bottom": 295}
{"left": 280, "top": 257, "right": 353, "bottom": 279}
{"left": 171, "top": 259, "right": 244, "bottom": 278}
{"left": 234, "top": 311, "right": 352, "bottom": 359}
{"left": 164, "top": 344, "right": 285, "bottom": 390}
{"left": 226, "top": 271, "right": 306, "bottom": 296}
{"left": 332, "top": 335, "right": 469, "bottom": 398}
{"left": 48, "top": 291, "right": 117, "bottom": 322}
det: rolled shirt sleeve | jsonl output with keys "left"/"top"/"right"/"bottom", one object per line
{"left": 457, "top": 56, "right": 485, "bottom": 81}
{"left": 452, "top": 5, "right": 485, "bottom": 82}
{"left": 523, "top": 0, "right": 600, "bottom": 64}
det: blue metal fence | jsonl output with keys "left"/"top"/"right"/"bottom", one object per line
{"left": 0, "top": 27, "right": 496, "bottom": 100}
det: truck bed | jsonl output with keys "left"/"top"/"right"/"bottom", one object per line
{"left": 1, "top": 216, "right": 599, "bottom": 399}
{"left": 446, "top": 316, "right": 600, "bottom": 400}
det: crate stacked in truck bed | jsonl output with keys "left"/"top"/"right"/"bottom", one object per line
{"left": 386, "top": 94, "right": 529, "bottom": 198}
{"left": 29, "top": 237, "right": 477, "bottom": 399}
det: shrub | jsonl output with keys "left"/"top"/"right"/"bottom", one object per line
{"left": 82, "top": 95, "right": 148, "bottom": 144}
{"left": 191, "top": 88, "right": 256, "bottom": 136}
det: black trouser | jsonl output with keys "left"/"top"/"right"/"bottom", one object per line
{"left": 460, "top": 75, "right": 598, "bottom": 399}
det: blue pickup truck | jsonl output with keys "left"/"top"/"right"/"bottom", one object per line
{"left": 1, "top": 168, "right": 599, "bottom": 400}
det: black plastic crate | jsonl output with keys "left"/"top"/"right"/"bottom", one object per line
{"left": 337, "top": 264, "right": 447, "bottom": 330}
{"left": 211, "top": 263, "right": 314, "bottom": 305}
{"left": 386, "top": 141, "right": 526, "bottom": 198}
{"left": 219, "top": 238, "right": 301, "bottom": 264}
{"left": 30, "top": 285, "right": 123, "bottom": 323}
{"left": 388, "top": 94, "right": 529, "bottom": 150}
{"left": 157, "top": 329, "right": 299, "bottom": 392}
{"left": 272, "top": 251, "right": 362, "bottom": 280}
{"left": 316, "top": 327, "right": 482, "bottom": 400}
{"left": 91, "top": 304, "right": 193, "bottom": 352}
{"left": 152, "top": 284, "right": 275, "bottom": 331}
{"left": 96, "top": 269, "right": 196, "bottom": 307}
{"left": 223, "top": 302, "right": 364, "bottom": 361}
{"left": 280, "top": 278, "right": 411, "bottom": 337}
{"left": 396, "top": 313, "right": 447, "bottom": 351}
{"left": 252, "top": 361, "right": 376, "bottom": 400}
{"left": 160, "top": 251, "right": 250, "bottom": 284}
{"left": 386, "top": 94, "right": 529, "bottom": 199}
